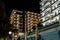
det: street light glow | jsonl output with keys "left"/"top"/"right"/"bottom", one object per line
{"left": 9, "top": 31, "right": 12, "bottom": 35}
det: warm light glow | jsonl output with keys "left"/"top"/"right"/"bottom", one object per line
{"left": 19, "top": 33, "right": 24, "bottom": 36}
{"left": 14, "top": 11, "right": 16, "bottom": 13}
{"left": 14, "top": 35, "right": 18, "bottom": 38}
{"left": 9, "top": 31, "right": 12, "bottom": 35}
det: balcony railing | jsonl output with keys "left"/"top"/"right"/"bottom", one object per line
{"left": 38, "top": 22, "right": 59, "bottom": 32}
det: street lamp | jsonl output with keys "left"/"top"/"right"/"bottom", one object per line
{"left": 9, "top": 31, "right": 12, "bottom": 35}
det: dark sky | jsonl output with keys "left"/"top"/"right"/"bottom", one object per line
{"left": 5, "top": 0, "right": 40, "bottom": 16}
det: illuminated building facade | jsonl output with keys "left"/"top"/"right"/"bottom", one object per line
{"left": 10, "top": 10, "right": 24, "bottom": 40}
{"left": 27, "top": 0, "right": 60, "bottom": 40}
{"left": 10, "top": 10, "right": 23, "bottom": 31}
{"left": 25, "top": 11, "right": 40, "bottom": 32}
{"left": 10, "top": 10, "right": 40, "bottom": 40}
{"left": 40, "top": 0, "right": 60, "bottom": 28}
{"left": 37, "top": 0, "right": 60, "bottom": 40}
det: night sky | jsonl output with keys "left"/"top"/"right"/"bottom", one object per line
{"left": 5, "top": 0, "right": 40, "bottom": 16}
{"left": 0, "top": 0, "right": 41, "bottom": 37}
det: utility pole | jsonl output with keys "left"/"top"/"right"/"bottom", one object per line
{"left": 25, "top": 11, "right": 27, "bottom": 40}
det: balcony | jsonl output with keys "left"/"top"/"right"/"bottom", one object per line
{"left": 41, "top": 8, "right": 51, "bottom": 15}
{"left": 38, "top": 22, "right": 59, "bottom": 32}
{"left": 40, "top": 0, "right": 48, "bottom": 6}
{"left": 51, "top": 0, "right": 59, "bottom": 5}
{"left": 41, "top": 2, "right": 50, "bottom": 11}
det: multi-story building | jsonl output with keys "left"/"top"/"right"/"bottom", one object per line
{"left": 37, "top": 0, "right": 60, "bottom": 40}
{"left": 25, "top": 11, "right": 40, "bottom": 33}
{"left": 10, "top": 10, "right": 40, "bottom": 40}
{"left": 10, "top": 10, "right": 23, "bottom": 31}
{"left": 10, "top": 10, "right": 24, "bottom": 40}
{"left": 40, "top": 0, "right": 60, "bottom": 28}
{"left": 25, "top": 11, "right": 40, "bottom": 40}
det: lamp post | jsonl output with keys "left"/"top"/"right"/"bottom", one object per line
{"left": 8, "top": 31, "right": 12, "bottom": 40}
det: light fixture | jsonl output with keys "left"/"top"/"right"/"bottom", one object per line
{"left": 9, "top": 31, "right": 12, "bottom": 35}
{"left": 14, "top": 11, "right": 16, "bottom": 13}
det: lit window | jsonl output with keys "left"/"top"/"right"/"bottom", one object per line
{"left": 43, "top": 20, "right": 51, "bottom": 26}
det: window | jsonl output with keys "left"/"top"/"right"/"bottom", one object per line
{"left": 45, "top": 16, "right": 49, "bottom": 21}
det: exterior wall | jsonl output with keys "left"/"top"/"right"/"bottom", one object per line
{"left": 40, "top": 0, "right": 60, "bottom": 27}
{"left": 25, "top": 11, "right": 40, "bottom": 32}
